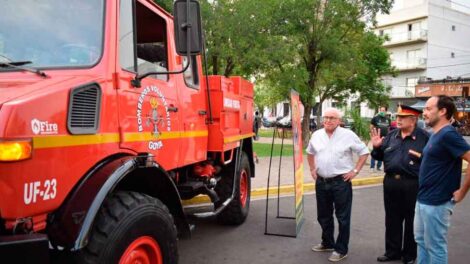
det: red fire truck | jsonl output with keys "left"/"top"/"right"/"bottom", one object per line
{"left": 0, "top": 0, "right": 255, "bottom": 263}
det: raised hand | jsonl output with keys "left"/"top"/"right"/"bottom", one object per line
{"left": 370, "top": 127, "right": 384, "bottom": 148}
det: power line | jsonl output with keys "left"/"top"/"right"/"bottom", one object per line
{"left": 428, "top": 43, "right": 470, "bottom": 54}
{"left": 446, "top": 0, "right": 470, "bottom": 10}
{"left": 427, "top": 14, "right": 470, "bottom": 28}
{"left": 426, "top": 62, "right": 470, "bottom": 68}
{"left": 428, "top": 54, "right": 470, "bottom": 60}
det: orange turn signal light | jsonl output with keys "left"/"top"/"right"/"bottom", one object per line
{"left": 0, "top": 140, "right": 32, "bottom": 161}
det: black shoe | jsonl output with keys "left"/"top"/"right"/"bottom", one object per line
{"left": 377, "top": 255, "right": 400, "bottom": 262}
{"left": 402, "top": 259, "right": 415, "bottom": 264}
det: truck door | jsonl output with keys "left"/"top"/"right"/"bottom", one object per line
{"left": 177, "top": 55, "right": 208, "bottom": 165}
{"left": 116, "top": 0, "right": 181, "bottom": 169}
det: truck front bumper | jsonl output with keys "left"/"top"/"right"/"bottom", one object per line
{"left": 0, "top": 233, "right": 50, "bottom": 263}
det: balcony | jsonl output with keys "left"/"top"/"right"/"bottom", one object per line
{"left": 382, "top": 29, "right": 428, "bottom": 48}
{"left": 390, "top": 87, "right": 416, "bottom": 98}
{"left": 392, "top": 57, "right": 427, "bottom": 72}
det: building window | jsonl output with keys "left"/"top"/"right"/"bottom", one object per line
{"left": 283, "top": 103, "right": 289, "bottom": 117}
{"left": 407, "top": 49, "right": 421, "bottom": 66}
{"left": 406, "top": 77, "right": 418, "bottom": 97}
{"left": 379, "top": 30, "right": 384, "bottom": 36}
{"left": 408, "top": 24, "right": 412, "bottom": 31}
{"left": 451, "top": 52, "right": 455, "bottom": 58}
{"left": 452, "top": 25, "right": 456, "bottom": 31}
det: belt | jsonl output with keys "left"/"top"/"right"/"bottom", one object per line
{"left": 317, "top": 174, "right": 344, "bottom": 182}
{"left": 385, "top": 173, "right": 416, "bottom": 180}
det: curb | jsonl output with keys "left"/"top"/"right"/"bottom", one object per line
{"left": 182, "top": 163, "right": 468, "bottom": 206}
{"left": 182, "top": 176, "right": 384, "bottom": 206}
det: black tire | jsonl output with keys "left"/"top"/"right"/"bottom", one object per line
{"left": 215, "top": 152, "right": 251, "bottom": 225}
{"left": 75, "top": 191, "right": 178, "bottom": 264}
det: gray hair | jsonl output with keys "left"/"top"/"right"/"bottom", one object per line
{"left": 323, "top": 108, "right": 343, "bottom": 119}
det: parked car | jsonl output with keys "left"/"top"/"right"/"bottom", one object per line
{"left": 262, "top": 116, "right": 281, "bottom": 128}
{"left": 276, "top": 116, "right": 292, "bottom": 128}
{"left": 341, "top": 118, "right": 354, "bottom": 129}
{"left": 309, "top": 117, "right": 317, "bottom": 131}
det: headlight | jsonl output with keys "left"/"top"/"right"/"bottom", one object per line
{"left": 0, "top": 139, "right": 32, "bottom": 161}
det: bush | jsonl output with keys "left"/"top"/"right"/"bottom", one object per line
{"left": 348, "top": 109, "right": 370, "bottom": 142}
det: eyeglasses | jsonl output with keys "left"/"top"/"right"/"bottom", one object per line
{"left": 323, "top": 116, "right": 338, "bottom": 121}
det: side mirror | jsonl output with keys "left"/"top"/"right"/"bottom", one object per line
{"left": 174, "top": 0, "right": 203, "bottom": 56}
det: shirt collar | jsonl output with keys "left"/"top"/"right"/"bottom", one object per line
{"left": 395, "top": 127, "right": 418, "bottom": 140}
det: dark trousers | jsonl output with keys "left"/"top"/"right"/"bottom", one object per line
{"left": 315, "top": 177, "right": 352, "bottom": 255}
{"left": 383, "top": 176, "right": 418, "bottom": 261}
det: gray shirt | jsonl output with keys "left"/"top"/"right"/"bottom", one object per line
{"left": 306, "top": 126, "right": 369, "bottom": 178}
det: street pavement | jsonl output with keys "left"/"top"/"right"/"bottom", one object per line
{"left": 178, "top": 135, "right": 470, "bottom": 263}
{"left": 179, "top": 185, "right": 470, "bottom": 264}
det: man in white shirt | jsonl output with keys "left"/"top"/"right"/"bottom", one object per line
{"left": 307, "top": 108, "right": 369, "bottom": 262}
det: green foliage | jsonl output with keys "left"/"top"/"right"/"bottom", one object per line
{"left": 153, "top": 0, "right": 394, "bottom": 144}
{"left": 348, "top": 108, "right": 371, "bottom": 142}
{"left": 254, "top": 143, "right": 303, "bottom": 157}
{"left": 153, "top": 0, "right": 173, "bottom": 12}
{"left": 257, "top": 129, "right": 275, "bottom": 138}
{"left": 199, "top": 0, "right": 279, "bottom": 77}
{"left": 263, "top": 0, "right": 394, "bottom": 145}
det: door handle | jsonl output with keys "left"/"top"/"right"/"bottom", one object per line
{"left": 198, "top": 110, "right": 207, "bottom": 115}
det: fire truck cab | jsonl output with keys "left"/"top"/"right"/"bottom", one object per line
{"left": 0, "top": 0, "right": 255, "bottom": 263}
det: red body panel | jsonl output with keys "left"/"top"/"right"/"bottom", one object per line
{"left": 206, "top": 76, "right": 254, "bottom": 152}
{"left": 0, "top": 0, "right": 253, "bottom": 233}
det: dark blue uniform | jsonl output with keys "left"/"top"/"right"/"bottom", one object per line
{"left": 371, "top": 127, "right": 429, "bottom": 262}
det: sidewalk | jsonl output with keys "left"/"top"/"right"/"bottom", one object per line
{"left": 252, "top": 136, "right": 468, "bottom": 194}
{"left": 185, "top": 136, "right": 467, "bottom": 205}
{"left": 251, "top": 152, "right": 384, "bottom": 200}
{"left": 252, "top": 136, "right": 383, "bottom": 190}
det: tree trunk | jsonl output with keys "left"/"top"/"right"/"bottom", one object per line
{"left": 224, "top": 57, "right": 234, "bottom": 77}
{"left": 301, "top": 104, "right": 312, "bottom": 147}
{"left": 212, "top": 55, "right": 218, "bottom": 75}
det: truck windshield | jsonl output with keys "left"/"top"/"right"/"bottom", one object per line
{"left": 0, "top": 0, "right": 104, "bottom": 68}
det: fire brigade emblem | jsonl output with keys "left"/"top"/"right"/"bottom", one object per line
{"left": 136, "top": 86, "right": 172, "bottom": 151}
{"left": 147, "top": 97, "right": 164, "bottom": 138}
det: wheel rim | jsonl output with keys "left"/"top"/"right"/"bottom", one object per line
{"left": 119, "top": 236, "right": 162, "bottom": 264}
{"left": 239, "top": 169, "right": 248, "bottom": 208}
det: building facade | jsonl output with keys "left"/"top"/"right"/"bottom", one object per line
{"left": 374, "top": 0, "right": 470, "bottom": 112}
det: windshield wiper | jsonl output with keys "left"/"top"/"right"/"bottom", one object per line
{"left": 0, "top": 55, "right": 48, "bottom": 78}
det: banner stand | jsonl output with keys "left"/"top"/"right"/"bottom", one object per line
{"left": 264, "top": 90, "right": 305, "bottom": 238}
{"left": 264, "top": 127, "right": 296, "bottom": 237}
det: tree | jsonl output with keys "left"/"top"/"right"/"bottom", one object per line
{"left": 199, "top": 0, "right": 278, "bottom": 77}
{"left": 154, "top": 0, "right": 173, "bottom": 13}
{"left": 264, "top": 0, "right": 393, "bottom": 145}
{"left": 155, "top": 0, "right": 276, "bottom": 78}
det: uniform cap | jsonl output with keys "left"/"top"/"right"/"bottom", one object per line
{"left": 396, "top": 104, "right": 422, "bottom": 117}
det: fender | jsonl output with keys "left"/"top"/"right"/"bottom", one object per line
{"left": 47, "top": 154, "right": 190, "bottom": 250}
{"left": 242, "top": 138, "right": 255, "bottom": 178}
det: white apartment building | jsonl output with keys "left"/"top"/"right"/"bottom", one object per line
{"left": 375, "top": 0, "right": 470, "bottom": 111}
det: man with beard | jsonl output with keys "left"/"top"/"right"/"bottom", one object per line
{"left": 371, "top": 105, "right": 429, "bottom": 264}
{"left": 415, "top": 95, "right": 470, "bottom": 264}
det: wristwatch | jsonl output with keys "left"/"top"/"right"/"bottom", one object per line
{"left": 353, "top": 169, "right": 359, "bottom": 175}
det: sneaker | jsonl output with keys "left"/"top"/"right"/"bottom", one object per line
{"left": 328, "top": 251, "right": 348, "bottom": 262}
{"left": 370, "top": 168, "right": 376, "bottom": 173}
{"left": 311, "top": 244, "right": 334, "bottom": 252}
